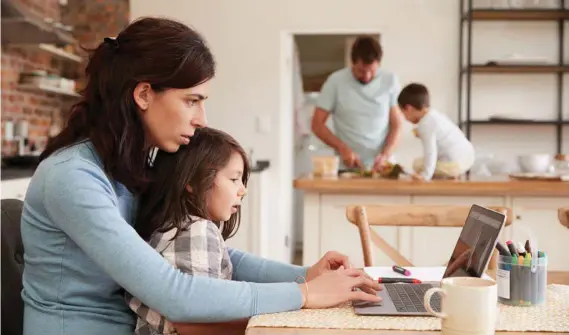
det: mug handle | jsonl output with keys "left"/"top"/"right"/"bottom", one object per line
{"left": 423, "top": 287, "right": 447, "bottom": 318}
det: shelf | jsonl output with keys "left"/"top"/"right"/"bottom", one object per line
{"left": 1, "top": 0, "right": 76, "bottom": 45}
{"left": 18, "top": 84, "right": 80, "bottom": 98}
{"left": 466, "top": 120, "right": 569, "bottom": 125}
{"left": 464, "top": 9, "right": 569, "bottom": 21}
{"left": 465, "top": 65, "right": 569, "bottom": 74}
{"left": 10, "top": 43, "right": 82, "bottom": 63}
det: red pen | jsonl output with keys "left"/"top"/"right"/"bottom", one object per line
{"left": 392, "top": 265, "right": 411, "bottom": 276}
{"left": 378, "top": 278, "right": 422, "bottom": 284}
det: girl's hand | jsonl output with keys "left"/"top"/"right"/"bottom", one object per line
{"left": 299, "top": 267, "right": 382, "bottom": 309}
{"left": 306, "top": 251, "right": 351, "bottom": 281}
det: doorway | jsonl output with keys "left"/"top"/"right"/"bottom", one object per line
{"left": 284, "top": 31, "right": 381, "bottom": 263}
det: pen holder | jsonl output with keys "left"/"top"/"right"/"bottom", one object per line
{"left": 496, "top": 254, "right": 547, "bottom": 306}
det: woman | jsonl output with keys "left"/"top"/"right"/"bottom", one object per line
{"left": 20, "top": 17, "right": 380, "bottom": 335}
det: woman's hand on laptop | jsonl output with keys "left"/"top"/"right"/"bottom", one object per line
{"left": 306, "top": 251, "right": 352, "bottom": 281}
{"left": 299, "top": 267, "right": 382, "bottom": 309}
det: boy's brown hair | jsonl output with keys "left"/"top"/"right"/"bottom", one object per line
{"left": 397, "top": 83, "right": 430, "bottom": 110}
{"left": 135, "top": 127, "right": 250, "bottom": 241}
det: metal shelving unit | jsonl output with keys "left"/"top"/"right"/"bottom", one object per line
{"left": 458, "top": 1, "right": 569, "bottom": 154}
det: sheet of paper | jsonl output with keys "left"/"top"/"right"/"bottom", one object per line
{"left": 364, "top": 266, "right": 492, "bottom": 282}
{"left": 364, "top": 267, "right": 446, "bottom": 282}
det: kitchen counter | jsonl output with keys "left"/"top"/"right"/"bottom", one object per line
{"left": 294, "top": 174, "right": 569, "bottom": 271}
{"left": 1, "top": 167, "right": 36, "bottom": 181}
{"left": 294, "top": 175, "right": 569, "bottom": 197}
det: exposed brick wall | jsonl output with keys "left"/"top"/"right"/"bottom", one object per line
{"left": 1, "top": 0, "right": 129, "bottom": 157}
{"left": 62, "top": 0, "right": 130, "bottom": 50}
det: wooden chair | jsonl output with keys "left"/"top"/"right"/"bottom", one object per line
{"left": 345, "top": 204, "right": 513, "bottom": 269}
{"left": 559, "top": 207, "right": 569, "bottom": 229}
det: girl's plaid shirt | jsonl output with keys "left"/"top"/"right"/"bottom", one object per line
{"left": 125, "top": 218, "right": 233, "bottom": 335}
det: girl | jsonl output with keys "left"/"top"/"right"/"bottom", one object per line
{"left": 21, "top": 17, "right": 380, "bottom": 335}
{"left": 126, "top": 127, "right": 250, "bottom": 334}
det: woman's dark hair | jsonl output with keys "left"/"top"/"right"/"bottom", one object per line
{"left": 40, "top": 17, "right": 216, "bottom": 193}
{"left": 351, "top": 36, "right": 382, "bottom": 64}
{"left": 135, "top": 127, "right": 251, "bottom": 241}
{"left": 397, "top": 83, "right": 430, "bottom": 110}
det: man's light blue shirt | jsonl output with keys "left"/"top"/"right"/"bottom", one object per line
{"left": 316, "top": 67, "right": 400, "bottom": 169}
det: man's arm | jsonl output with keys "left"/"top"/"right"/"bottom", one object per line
{"left": 312, "top": 74, "right": 361, "bottom": 168}
{"left": 311, "top": 108, "right": 348, "bottom": 153}
{"left": 381, "top": 74, "right": 404, "bottom": 158}
{"left": 380, "top": 105, "right": 404, "bottom": 158}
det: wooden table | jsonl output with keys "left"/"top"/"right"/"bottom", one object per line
{"left": 246, "top": 271, "right": 569, "bottom": 335}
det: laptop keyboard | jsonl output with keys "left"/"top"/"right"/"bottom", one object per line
{"left": 384, "top": 284, "right": 441, "bottom": 313}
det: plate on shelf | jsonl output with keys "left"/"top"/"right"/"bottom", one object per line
{"left": 509, "top": 172, "right": 569, "bottom": 182}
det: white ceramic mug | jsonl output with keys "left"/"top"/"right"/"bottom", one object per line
{"left": 424, "top": 277, "right": 498, "bottom": 335}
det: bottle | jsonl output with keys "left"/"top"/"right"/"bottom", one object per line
{"left": 553, "top": 154, "right": 569, "bottom": 175}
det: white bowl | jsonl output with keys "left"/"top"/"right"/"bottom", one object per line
{"left": 517, "top": 154, "right": 552, "bottom": 173}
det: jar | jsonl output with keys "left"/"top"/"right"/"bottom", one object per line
{"left": 553, "top": 154, "right": 569, "bottom": 174}
{"left": 311, "top": 156, "right": 339, "bottom": 178}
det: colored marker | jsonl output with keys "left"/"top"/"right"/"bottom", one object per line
{"left": 495, "top": 241, "right": 511, "bottom": 256}
{"left": 378, "top": 278, "right": 422, "bottom": 284}
{"left": 516, "top": 242, "right": 526, "bottom": 258}
{"left": 524, "top": 253, "right": 532, "bottom": 267}
{"left": 506, "top": 240, "right": 519, "bottom": 258}
{"left": 524, "top": 240, "right": 532, "bottom": 254}
{"left": 392, "top": 265, "right": 411, "bottom": 276}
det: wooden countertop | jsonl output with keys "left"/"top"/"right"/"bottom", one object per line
{"left": 293, "top": 176, "right": 569, "bottom": 197}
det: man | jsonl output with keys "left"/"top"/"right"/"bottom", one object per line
{"left": 311, "top": 36, "right": 403, "bottom": 171}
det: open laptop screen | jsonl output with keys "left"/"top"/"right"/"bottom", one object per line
{"left": 442, "top": 205, "right": 506, "bottom": 279}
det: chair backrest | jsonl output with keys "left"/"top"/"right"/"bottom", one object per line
{"left": 345, "top": 204, "right": 513, "bottom": 267}
{"left": 1, "top": 198, "right": 25, "bottom": 335}
{"left": 559, "top": 207, "right": 569, "bottom": 229}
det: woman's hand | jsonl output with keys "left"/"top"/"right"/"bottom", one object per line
{"left": 299, "top": 267, "right": 382, "bottom": 309}
{"left": 306, "top": 251, "right": 352, "bottom": 281}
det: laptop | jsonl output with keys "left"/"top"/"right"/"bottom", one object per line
{"left": 354, "top": 204, "right": 507, "bottom": 316}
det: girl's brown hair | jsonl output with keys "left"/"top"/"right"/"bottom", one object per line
{"left": 40, "top": 17, "right": 215, "bottom": 194}
{"left": 135, "top": 127, "right": 251, "bottom": 241}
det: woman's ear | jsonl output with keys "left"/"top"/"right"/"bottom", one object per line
{"left": 185, "top": 184, "right": 193, "bottom": 193}
{"left": 133, "top": 82, "right": 152, "bottom": 111}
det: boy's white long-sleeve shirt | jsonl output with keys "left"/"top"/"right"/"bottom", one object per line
{"left": 416, "top": 109, "right": 475, "bottom": 179}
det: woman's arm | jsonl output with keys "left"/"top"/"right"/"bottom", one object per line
{"left": 43, "top": 157, "right": 303, "bottom": 323}
{"left": 228, "top": 248, "right": 308, "bottom": 283}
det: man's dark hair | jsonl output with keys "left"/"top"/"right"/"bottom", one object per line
{"left": 397, "top": 83, "right": 430, "bottom": 110}
{"left": 351, "top": 36, "right": 382, "bottom": 64}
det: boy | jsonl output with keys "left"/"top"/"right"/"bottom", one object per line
{"left": 397, "top": 83, "right": 475, "bottom": 180}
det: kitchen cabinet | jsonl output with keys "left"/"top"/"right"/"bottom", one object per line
{"left": 296, "top": 176, "right": 569, "bottom": 270}
{"left": 224, "top": 170, "right": 270, "bottom": 258}
{"left": 510, "top": 197, "right": 569, "bottom": 271}
{"left": 410, "top": 196, "right": 507, "bottom": 266}
{"left": 1, "top": 177, "right": 32, "bottom": 201}
{"left": 314, "top": 194, "right": 411, "bottom": 267}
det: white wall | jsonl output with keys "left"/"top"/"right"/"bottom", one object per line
{"left": 131, "top": 0, "right": 569, "bottom": 261}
